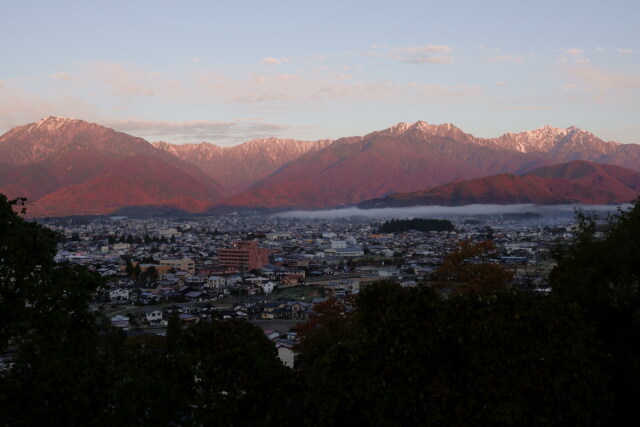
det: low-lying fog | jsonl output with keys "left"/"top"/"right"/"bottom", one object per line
{"left": 273, "top": 204, "right": 632, "bottom": 220}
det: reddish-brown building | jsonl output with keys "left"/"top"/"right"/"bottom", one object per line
{"left": 217, "top": 241, "right": 270, "bottom": 270}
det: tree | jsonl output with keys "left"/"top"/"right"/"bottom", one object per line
{"left": 165, "top": 310, "right": 182, "bottom": 354}
{"left": 296, "top": 281, "right": 611, "bottom": 425}
{"left": 0, "top": 194, "right": 299, "bottom": 425}
{"left": 142, "top": 265, "right": 159, "bottom": 283}
{"left": 433, "top": 240, "right": 513, "bottom": 293}
{"left": 0, "top": 195, "right": 58, "bottom": 349}
{"left": 0, "top": 195, "right": 105, "bottom": 425}
{"left": 550, "top": 201, "right": 640, "bottom": 421}
{"left": 125, "top": 259, "right": 136, "bottom": 278}
{"left": 180, "top": 320, "right": 298, "bottom": 425}
{"left": 134, "top": 263, "right": 142, "bottom": 280}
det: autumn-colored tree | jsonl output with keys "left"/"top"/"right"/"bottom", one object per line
{"left": 434, "top": 239, "right": 513, "bottom": 293}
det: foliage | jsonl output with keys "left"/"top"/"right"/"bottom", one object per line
{"left": 378, "top": 218, "right": 455, "bottom": 233}
{"left": 0, "top": 196, "right": 59, "bottom": 348}
{"left": 181, "top": 320, "right": 299, "bottom": 425}
{"left": 0, "top": 195, "right": 105, "bottom": 425}
{"left": 297, "top": 281, "right": 610, "bottom": 425}
{"left": 550, "top": 201, "right": 640, "bottom": 421}
{"left": 142, "top": 265, "right": 159, "bottom": 282}
{"left": 4, "top": 192, "right": 640, "bottom": 424}
{"left": 433, "top": 239, "right": 513, "bottom": 293}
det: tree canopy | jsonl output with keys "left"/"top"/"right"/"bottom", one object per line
{"left": 3, "top": 193, "right": 640, "bottom": 424}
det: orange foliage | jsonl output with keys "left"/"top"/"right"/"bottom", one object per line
{"left": 434, "top": 240, "right": 513, "bottom": 294}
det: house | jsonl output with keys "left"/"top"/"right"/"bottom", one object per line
{"left": 260, "top": 302, "right": 282, "bottom": 319}
{"left": 163, "top": 305, "right": 186, "bottom": 317}
{"left": 144, "top": 309, "right": 164, "bottom": 325}
{"left": 159, "top": 257, "right": 195, "bottom": 274}
{"left": 205, "top": 276, "right": 225, "bottom": 290}
{"left": 98, "top": 268, "right": 118, "bottom": 277}
{"left": 109, "top": 288, "right": 131, "bottom": 301}
{"left": 274, "top": 339, "right": 297, "bottom": 368}
{"left": 179, "top": 313, "right": 200, "bottom": 326}
{"left": 264, "top": 329, "right": 281, "bottom": 340}
{"left": 323, "top": 247, "right": 365, "bottom": 259}
{"left": 290, "top": 301, "right": 312, "bottom": 320}
{"left": 184, "top": 290, "right": 206, "bottom": 302}
{"left": 110, "top": 314, "right": 130, "bottom": 330}
{"left": 185, "top": 275, "right": 205, "bottom": 285}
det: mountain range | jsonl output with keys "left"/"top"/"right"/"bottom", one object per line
{"left": 0, "top": 116, "right": 639, "bottom": 216}
{"left": 153, "top": 138, "right": 332, "bottom": 193}
{"left": 358, "top": 161, "right": 640, "bottom": 208}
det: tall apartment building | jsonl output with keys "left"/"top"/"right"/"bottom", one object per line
{"left": 217, "top": 241, "right": 270, "bottom": 270}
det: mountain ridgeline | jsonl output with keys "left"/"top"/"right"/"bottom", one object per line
{"left": 1, "top": 117, "right": 640, "bottom": 216}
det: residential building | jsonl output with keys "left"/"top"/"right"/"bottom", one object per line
{"left": 159, "top": 257, "right": 195, "bottom": 274}
{"left": 217, "top": 241, "right": 270, "bottom": 270}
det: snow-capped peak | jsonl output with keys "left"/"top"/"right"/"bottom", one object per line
{"left": 28, "top": 116, "right": 78, "bottom": 133}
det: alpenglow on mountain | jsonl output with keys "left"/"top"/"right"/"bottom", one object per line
{"left": 153, "top": 138, "right": 333, "bottom": 193}
{"left": 1, "top": 117, "right": 639, "bottom": 216}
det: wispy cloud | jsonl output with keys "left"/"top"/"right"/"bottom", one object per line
{"left": 388, "top": 45, "right": 454, "bottom": 64}
{"left": 616, "top": 48, "right": 635, "bottom": 54}
{"left": 407, "top": 82, "right": 484, "bottom": 99}
{"left": 262, "top": 57, "right": 291, "bottom": 65}
{"left": 557, "top": 48, "right": 590, "bottom": 64}
{"left": 103, "top": 118, "right": 299, "bottom": 145}
{"left": 262, "top": 57, "right": 282, "bottom": 65}
{"left": 87, "top": 61, "right": 157, "bottom": 97}
{"left": 484, "top": 54, "right": 525, "bottom": 64}
{"left": 49, "top": 72, "right": 74, "bottom": 81}
{"left": 568, "top": 65, "right": 640, "bottom": 89}
{"left": 0, "top": 83, "right": 98, "bottom": 131}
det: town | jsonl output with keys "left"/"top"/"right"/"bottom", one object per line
{"left": 42, "top": 209, "right": 586, "bottom": 367}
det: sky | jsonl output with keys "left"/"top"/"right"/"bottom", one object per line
{"left": 1, "top": 0, "right": 639, "bottom": 146}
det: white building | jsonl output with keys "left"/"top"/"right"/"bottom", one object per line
{"left": 109, "top": 288, "right": 131, "bottom": 301}
{"left": 331, "top": 240, "right": 348, "bottom": 249}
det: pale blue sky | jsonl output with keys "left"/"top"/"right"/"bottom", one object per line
{"left": 1, "top": 0, "right": 639, "bottom": 145}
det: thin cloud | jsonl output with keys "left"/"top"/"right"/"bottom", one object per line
{"left": 616, "top": 48, "right": 635, "bottom": 54}
{"left": 262, "top": 57, "right": 283, "bottom": 65}
{"left": 568, "top": 65, "right": 640, "bottom": 89}
{"left": 87, "top": 61, "right": 157, "bottom": 97}
{"left": 407, "top": 82, "right": 484, "bottom": 99}
{"left": 103, "top": 118, "right": 298, "bottom": 145}
{"left": 49, "top": 72, "right": 74, "bottom": 81}
{"left": 557, "top": 48, "right": 589, "bottom": 64}
{"left": 484, "top": 54, "right": 525, "bottom": 64}
{"left": 389, "top": 45, "right": 454, "bottom": 64}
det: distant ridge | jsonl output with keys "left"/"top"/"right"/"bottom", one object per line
{"left": 0, "top": 117, "right": 229, "bottom": 216}
{"left": 2, "top": 117, "right": 640, "bottom": 216}
{"left": 357, "top": 161, "right": 640, "bottom": 208}
{"left": 153, "top": 137, "right": 333, "bottom": 193}
{"left": 219, "top": 121, "right": 640, "bottom": 210}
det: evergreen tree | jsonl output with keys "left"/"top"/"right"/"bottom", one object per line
{"left": 550, "top": 201, "right": 640, "bottom": 421}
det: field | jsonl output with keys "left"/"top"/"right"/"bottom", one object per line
{"left": 274, "top": 285, "right": 323, "bottom": 300}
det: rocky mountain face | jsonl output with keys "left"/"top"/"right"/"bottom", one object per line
{"left": 1, "top": 117, "right": 639, "bottom": 215}
{"left": 0, "top": 117, "right": 229, "bottom": 216}
{"left": 358, "top": 161, "right": 640, "bottom": 208}
{"left": 220, "top": 121, "right": 640, "bottom": 210}
{"left": 154, "top": 137, "right": 333, "bottom": 193}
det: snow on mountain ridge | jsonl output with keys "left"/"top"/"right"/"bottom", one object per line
{"left": 28, "top": 116, "right": 83, "bottom": 133}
